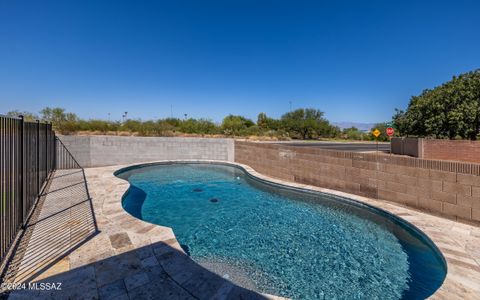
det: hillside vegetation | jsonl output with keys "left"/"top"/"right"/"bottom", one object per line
{"left": 6, "top": 107, "right": 389, "bottom": 141}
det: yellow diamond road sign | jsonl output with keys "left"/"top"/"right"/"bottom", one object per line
{"left": 372, "top": 129, "right": 381, "bottom": 137}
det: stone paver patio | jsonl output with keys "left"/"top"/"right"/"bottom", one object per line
{"left": 4, "top": 160, "right": 480, "bottom": 299}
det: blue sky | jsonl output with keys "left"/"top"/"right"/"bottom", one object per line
{"left": 0, "top": 0, "right": 479, "bottom": 123}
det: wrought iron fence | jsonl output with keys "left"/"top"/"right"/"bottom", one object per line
{"left": 55, "top": 138, "right": 81, "bottom": 170}
{"left": 0, "top": 115, "right": 56, "bottom": 267}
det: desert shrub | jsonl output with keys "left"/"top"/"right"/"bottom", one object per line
{"left": 179, "top": 118, "right": 219, "bottom": 134}
{"left": 221, "top": 115, "right": 255, "bottom": 136}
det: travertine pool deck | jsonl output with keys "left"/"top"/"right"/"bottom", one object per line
{"left": 4, "top": 160, "right": 480, "bottom": 299}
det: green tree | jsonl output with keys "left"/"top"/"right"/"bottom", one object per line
{"left": 121, "top": 119, "right": 142, "bottom": 133}
{"left": 179, "top": 118, "right": 219, "bottom": 134}
{"left": 393, "top": 69, "right": 480, "bottom": 140}
{"left": 257, "top": 112, "right": 282, "bottom": 131}
{"left": 221, "top": 115, "right": 255, "bottom": 136}
{"left": 280, "top": 108, "right": 336, "bottom": 139}
{"left": 6, "top": 110, "right": 38, "bottom": 121}
{"left": 41, "top": 107, "right": 77, "bottom": 124}
{"left": 342, "top": 127, "right": 363, "bottom": 140}
{"left": 156, "top": 119, "right": 177, "bottom": 134}
{"left": 164, "top": 118, "right": 181, "bottom": 128}
{"left": 257, "top": 112, "right": 268, "bottom": 129}
{"left": 40, "top": 107, "right": 79, "bottom": 133}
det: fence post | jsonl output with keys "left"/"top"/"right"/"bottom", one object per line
{"left": 418, "top": 138, "right": 424, "bottom": 159}
{"left": 36, "top": 120, "right": 40, "bottom": 195}
{"left": 54, "top": 135, "right": 57, "bottom": 170}
{"left": 19, "top": 116, "right": 25, "bottom": 224}
{"left": 45, "top": 123, "right": 48, "bottom": 175}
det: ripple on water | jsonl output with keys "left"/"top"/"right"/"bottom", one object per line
{"left": 119, "top": 163, "right": 445, "bottom": 300}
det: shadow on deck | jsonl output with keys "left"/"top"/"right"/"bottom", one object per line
{"left": 5, "top": 241, "right": 268, "bottom": 299}
{"left": 2, "top": 168, "right": 99, "bottom": 287}
{"left": 1, "top": 168, "right": 271, "bottom": 299}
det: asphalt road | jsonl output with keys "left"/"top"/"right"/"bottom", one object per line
{"left": 274, "top": 141, "right": 391, "bottom": 152}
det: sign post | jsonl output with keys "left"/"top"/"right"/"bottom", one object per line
{"left": 386, "top": 127, "right": 395, "bottom": 155}
{"left": 372, "top": 129, "right": 381, "bottom": 153}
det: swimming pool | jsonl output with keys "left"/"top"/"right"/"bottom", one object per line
{"left": 116, "top": 162, "right": 447, "bottom": 299}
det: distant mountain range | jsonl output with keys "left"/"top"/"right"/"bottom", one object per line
{"left": 332, "top": 122, "right": 377, "bottom": 131}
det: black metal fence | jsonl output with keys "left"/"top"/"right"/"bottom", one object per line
{"left": 0, "top": 115, "right": 56, "bottom": 266}
{"left": 55, "top": 138, "right": 81, "bottom": 170}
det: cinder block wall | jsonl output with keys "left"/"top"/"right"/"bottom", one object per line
{"left": 58, "top": 135, "right": 235, "bottom": 167}
{"left": 423, "top": 139, "right": 480, "bottom": 163}
{"left": 391, "top": 137, "right": 480, "bottom": 164}
{"left": 391, "top": 137, "right": 421, "bottom": 157}
{"left": 235, "top": 141, "right": 480, "bottom": 223}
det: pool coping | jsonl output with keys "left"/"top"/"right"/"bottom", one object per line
{"left": 10, "top": 159, "right": 480, "bottom": 299}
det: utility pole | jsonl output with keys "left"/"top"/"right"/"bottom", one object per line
{"left": 289, "top": 101, "right": 292, "bottom": 112}
{"left": 171, "top": 105, "right": 173, "bottom": 118}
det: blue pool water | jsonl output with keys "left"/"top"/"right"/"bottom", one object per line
{"left": 117, "top": 163, "right": 446, "bottom": 300}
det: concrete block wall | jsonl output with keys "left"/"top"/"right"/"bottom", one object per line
{"left": 391, "top": 137, "right": 422, "bottom": 157}
{"left": 58, "top": 135, "right": 234, "bottom": 167}
{"left": 235, "top": 141, "right": 480, "bottom": 223}
{"left": 391, "top": 137, "right": 480, "bottom": 164}
{"left": 423, "top": 139, "right": 480, "bottom": 163}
